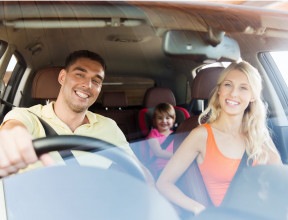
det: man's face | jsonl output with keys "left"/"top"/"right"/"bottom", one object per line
{"left": 58, "top": 57, "right": 105, "bottom": 113}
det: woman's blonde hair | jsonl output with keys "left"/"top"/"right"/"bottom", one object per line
{"left": 199, "top": 61, "right": 275, "bottom": 164}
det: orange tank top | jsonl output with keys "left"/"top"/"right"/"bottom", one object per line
{"left": 198, "top": 124, "right": 241, "bottom": 206}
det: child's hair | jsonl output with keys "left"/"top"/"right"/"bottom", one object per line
{"left": 198, "top": 61, "right": 276, "bottom": 164}
{"left": 152, "top": 103, "right": 176, "bottom": 128}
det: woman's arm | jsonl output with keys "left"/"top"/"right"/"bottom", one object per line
{"left": 156, "top": 125, "right": 207, "bottom": 215}
{"left": 147, "top": 138, "right": 172, "bottom": 159}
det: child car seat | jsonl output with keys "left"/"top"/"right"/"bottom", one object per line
{"left": 138, "top": 87, "right": 190, "bottom": 137}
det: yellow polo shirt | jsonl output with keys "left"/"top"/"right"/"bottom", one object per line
{"left": 2, "top": 102, "right": 133, "bottom": 169}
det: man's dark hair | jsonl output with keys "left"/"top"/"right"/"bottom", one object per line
{"left": 64, "top": 50, "right": 106, "bottom": 73}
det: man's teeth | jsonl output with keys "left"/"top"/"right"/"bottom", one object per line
{"left": 76, "top": 91, "right": 88, "bottom": 98}
{"left": 226, "top": 100, "right": 238, "bottom": 105}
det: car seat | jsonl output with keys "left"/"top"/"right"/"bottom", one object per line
{"left": 173, "top": 66, "right": 224, "bottom": 209}
{"left": 137, "top": 87, "right": 189, "bottom": 178}
{"left": 138, "top": 87, "right": 190, "bottom": 137}
{"left": 174, "top": 67, "right": 224, "bottom": 150}
{"left": 31, "top": 67, "right": 62, "bottom": 102}
{"left": 95, "top": 92, "right": 141, "bottom": 142}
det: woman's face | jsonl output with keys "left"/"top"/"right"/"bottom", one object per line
{"left": 218, "top": 69, "right": 255, "bottom": 117}
{"left": 155, "top": 112, "right": 174, "bottom": 133}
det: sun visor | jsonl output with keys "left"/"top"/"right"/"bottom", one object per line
{"left": 163, "top": 30, "right": 240, "bottom": 61}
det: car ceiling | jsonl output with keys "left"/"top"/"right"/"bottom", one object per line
{"left": 0, "top": 1, "right": 288, "bottom": 79}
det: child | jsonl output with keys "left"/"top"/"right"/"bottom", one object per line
{"left": 146, "top": 103, "right": 176, "bottom": 179}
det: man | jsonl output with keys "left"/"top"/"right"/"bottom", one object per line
{"left": 0, "top": 50, "right": 137, "bottom": 177}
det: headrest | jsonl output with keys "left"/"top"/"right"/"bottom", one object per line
{"left": 102, "top": 92, "right": 128, "bottom": 108}
{"left": 143, "top": 87, "right": 176, "bottom": 108}
{"left": 31, "top": 67, "right": 62, "bottom": 99}
{"left": 191, "top": 67, "right": 224, "bottom": 100}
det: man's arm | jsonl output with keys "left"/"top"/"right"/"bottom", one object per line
{"left": 0, "top": 120, "right": 53, "bottom": 177}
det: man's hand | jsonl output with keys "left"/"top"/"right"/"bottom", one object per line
{"left": 0, "top": 120, "right": 53, "bottom": 177}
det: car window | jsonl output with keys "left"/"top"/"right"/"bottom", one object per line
{"left": 270, "top": 51, "right": 288, "bottom": 87}
{"left": 4, "top": 54, "right": 17, "bottom": 86}
{"left": 259, "top": 51, "right": 288, "bottom": 117}
{"left": 0, "top": 48, "right": 26, "bottom": 122}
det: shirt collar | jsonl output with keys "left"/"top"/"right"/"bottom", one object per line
{"left": 41, "top": 101, "right": 56, "bottom": 119}
{"left": 86, "top": 111, "right": 98, "bottom": 124}
{"left": 41, "top": 101, "right": 98, "bottom": 124}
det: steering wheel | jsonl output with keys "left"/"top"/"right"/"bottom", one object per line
{"left": 2, "top": 135, "right": 180, "bottom": 220}
{"left": 32, "top": 135, "right": 146, "bottom": 182}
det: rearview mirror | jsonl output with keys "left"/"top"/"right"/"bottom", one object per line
{"left": 163, "top": 30, "right": 240, "bottom": 61}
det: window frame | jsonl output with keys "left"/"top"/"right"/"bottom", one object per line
{"left": 258, "top": 52, "right": 288, "bottom": 117}
{"left": 0, "top": 50, "right": 26, "bottom": 122}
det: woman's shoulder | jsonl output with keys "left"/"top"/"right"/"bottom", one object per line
{"left": 186, "top": 124, "right": 209, "bottom": 143}
{"left": 177, "top": 124, "right": 208, "bottom": 154}
{"left": 191, "top": 124, "right": 209, "bottom": 135}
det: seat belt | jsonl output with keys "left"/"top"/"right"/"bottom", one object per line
{"left": 232, "top": 151, "right": 250, "bottom": 178}
{"left": 194, "top": 151, "right": 249, "bottom": 207}
{"left": 160, "top": 133, "right": 174, "bottom": 150}
{"left": 149, "top": 133, "right": 174, "bottom": 163}
{"left": 221, "top": 151, "right": 250, "bottom": 205}
{"left": 0, "top": 98, "right": 77, "bottom": 163}
{"left": 31, "top": 113, "right": 77, "bottom": 162}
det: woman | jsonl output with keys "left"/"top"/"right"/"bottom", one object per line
{"left": 156, "top": 61, "right": 282, "bottom": 215}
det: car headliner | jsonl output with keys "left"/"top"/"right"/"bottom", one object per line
{"left": 0, "top": 1, "right": 288, "bottom": 78}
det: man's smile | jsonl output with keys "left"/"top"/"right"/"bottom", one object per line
{"left": 75, "top": 90, "right": 91, "bottom": 99}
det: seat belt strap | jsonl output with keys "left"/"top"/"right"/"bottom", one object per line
{"left": 30, "top": 112, "right": 78, "bottom": 163}
{"left": 221, "top": 151, "right": 249, "bottom": 204}
{"left": 160, "top": 133, "right": 174, "bottom": 150}
{"left": 149, "top": 133, "right": 174, "bottom": 163}
{"left": 33, "top": 114, "right": 58, "bottom": 136}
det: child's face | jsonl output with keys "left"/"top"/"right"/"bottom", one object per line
{"left": 155, "top": 113, "right": 174, "bottom": 133}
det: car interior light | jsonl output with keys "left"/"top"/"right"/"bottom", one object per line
{"left": 122, "top": 19, "right": 145, "bottom": 27}
{"left": 106, "top": 35, "right": 143, "bottom": 43}
{"left": 3, "top": 18, "right": 145, "bottom": 29}
{"left": 186, "top": 44, "right": 193, "bottom": 50}
{"left": 3, "top": 20, "right": 107, "bottom": 28}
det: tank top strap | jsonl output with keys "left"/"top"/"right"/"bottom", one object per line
{"left": 202, "top": 123, "right": 217, "bottom": 153}
{"left": 202, "top": 123, "right": 212, "bottom": 133}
